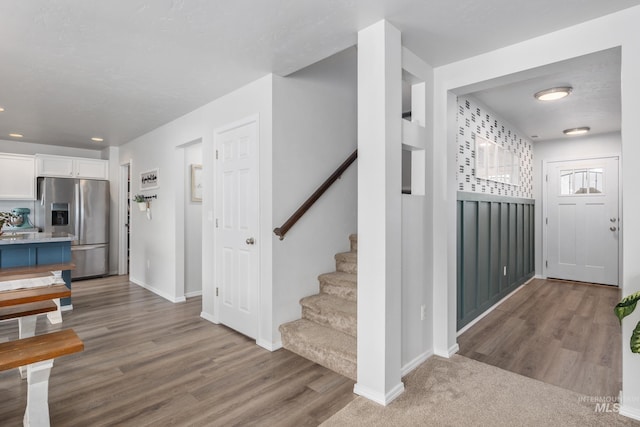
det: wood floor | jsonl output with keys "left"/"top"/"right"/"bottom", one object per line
{"left": 458, "top": 278, "right": 622, "bottom": 398}
{"left": 0, "top": 276, "right": 356, "bottom": 426}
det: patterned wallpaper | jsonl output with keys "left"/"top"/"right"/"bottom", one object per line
{"left": 457, "top": 96, "right": 533, "bottom": 199}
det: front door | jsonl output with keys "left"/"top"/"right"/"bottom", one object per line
{"left": 215, "top": 117, "right": 259, "bottom": 339}
{"left": 545, "top": 157, "right": 619, "bottom": 285}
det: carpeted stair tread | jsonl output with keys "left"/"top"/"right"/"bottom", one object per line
{"left": 300, "top": 293, "right": 357, "bottom": 337}
{"left": 279, "top": 319, "right": 356, "bottom": 380}
{"left": 349, "top": 234, "right": 357, "bottom": 252}
{"left": 335, "top": 251, "right": 357, "bottom": 274}
{"left": 318, "top": 272, "right": 357, "bottom": 302}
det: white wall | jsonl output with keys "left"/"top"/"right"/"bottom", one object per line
{"left": 431, "top": 5, "right": 640, "bottom": 418}
{"left": 118, "top": 75, "right": 274, "bottom": 333}
{"left": 400, "top": 47, "right": 435, "bottom": 374}
{"left": 532, "top": 132, "right": 621, "bottom": 276}
{"left": 184, "top": 142, "right": 203, "bottom": 296}
{"left": 271, "top": 47, "right": 358, "bottom": 346}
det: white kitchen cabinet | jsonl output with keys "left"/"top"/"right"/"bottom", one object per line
{"left": 74, "top": 158, "right": 109, "bottom": 179}
{"left": 0, "top": 154, "right": 36, "bottom": 200}
{"left": 36, "top": 155, "right": 108, "bottom": 180}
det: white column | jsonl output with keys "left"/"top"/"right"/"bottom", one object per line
{"left": 355, "top": 19, "right": 404, "bottom": 405}
{"left": 620, "top": 35, "right": 640, "bottom": 419}
{"left": 431, "top": 88, "right": 459, "bottom": 357}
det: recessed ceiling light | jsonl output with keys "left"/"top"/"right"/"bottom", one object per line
{"left": 91, "top": 137, "right": 104, "bottom": 142}
{"left": 0, "top": 107, "right": 5, "bottom": 112}
{"left": 9, "top": 133, "right": 23, "bottom": 138}
{"left": 534, "top": 87, "right": 573, "bottom": 101}
{"left": 563, "top": 127, "right": 590, "bottom": 136}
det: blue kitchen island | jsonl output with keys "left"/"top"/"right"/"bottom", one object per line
{"left": 0, "top": 232, "right": 75, "bottom": 307}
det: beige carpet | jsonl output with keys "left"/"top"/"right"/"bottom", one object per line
{"left": 322, "top": 355, "right": 640, "bottom": 426}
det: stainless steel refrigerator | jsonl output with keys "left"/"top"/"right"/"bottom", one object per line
{"left": 36, "top": 177, "right": 109, "bottom": 279}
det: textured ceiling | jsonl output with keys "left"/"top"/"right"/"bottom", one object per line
{"left": 471, "top": 48, "right": 621, "bottom": 142}
{"left": 0, "top": 0, "right": 638, "bottom": 148}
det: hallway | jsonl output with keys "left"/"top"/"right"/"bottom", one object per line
{"left": 458, "top": 278, "right": 621, "bottom": 398}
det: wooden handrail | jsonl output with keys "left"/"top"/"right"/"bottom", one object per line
{"left": 274, "top": 149, "right": 357, "bottom": 240}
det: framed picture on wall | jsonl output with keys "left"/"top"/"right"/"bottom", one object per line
{"left": 140, "top": 168, "right": 159, "bottom": 190}
{"left": 191, "top": 164, "right": 202, "bottom": 202}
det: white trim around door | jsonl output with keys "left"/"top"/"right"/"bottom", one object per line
{"left": 542, "top": 154, "right": 621, "bottom": 286}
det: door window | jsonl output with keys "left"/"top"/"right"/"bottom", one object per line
{"left": 559, "top": 168, "right": 604, "bottom": 195}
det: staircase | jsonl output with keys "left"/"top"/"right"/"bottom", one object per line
{"left": 279, "top": 234, "right": 358, "bottom": 380}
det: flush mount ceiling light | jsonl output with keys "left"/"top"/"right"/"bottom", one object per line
{"left": 8, "top": 133, "right": 23, "bottom": 138}
{"left": 91, "top": 137, "right": 104, "bottom": 142}
{"left": 563, "top": 127, "right": 590, "bottom": 136}
{"left": 534, "top": 86, "right": 572, "bottom": 101}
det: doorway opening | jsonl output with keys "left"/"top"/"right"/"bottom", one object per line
{"left": 119, "top": 161, "right": 131, "bottom": 275}
{"left": 453, "top": 47, "right": 622, "bottom": 399}
{"left": 175, "top": 139, "right": 203, "bottom": 300}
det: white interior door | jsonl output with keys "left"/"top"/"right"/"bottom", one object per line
{"left": 215, "top": 118, "right": 259, "bottom": 339}
{"left": 545, "top": 157, "right": 619, "bottom": 286}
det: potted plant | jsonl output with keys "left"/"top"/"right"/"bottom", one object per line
{"left": 615, "top": 292, "right": 640, "bottom": 352}
{"left": 133, "top": 194, "right": 147, "bottom": 211}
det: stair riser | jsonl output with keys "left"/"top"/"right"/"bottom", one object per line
{"left": 280, "top": 334, "right": 356, "bottom": 380}
{"left": 336, "top": 260, "right": 357, "bottom": 274}
{"left": 302, "top": 307, "right": 357, "bottom": 337}
{"left": 320, "top": 282, "right": 357, "bottom": 302}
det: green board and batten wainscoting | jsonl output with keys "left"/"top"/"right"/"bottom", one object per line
{"left": 457, "top": 192, "right": 535, "bottom": 330}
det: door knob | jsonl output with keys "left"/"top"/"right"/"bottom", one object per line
{"left": 610, "top": 218, "right": 617, "bottom": 222}
{"left": 246, "top": 237, "right": 255, "bottom": 245}
{"left": 610, "top": 226, "right": 617, "bottom": 231}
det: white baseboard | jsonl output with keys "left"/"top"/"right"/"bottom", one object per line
{"left": 448, "top": 343, "right": 460, "bottom": 356}
{"left": 185, "top": 290, "right": 202, "bottom": 298}
{"left": 457, "top": 282, "right": 528, "bottom": 337}
{"left": 401, "top": 350, "right": 434, "bottom": 376}
{"left": 129, "top": 277, "right": 185, "bottom": 303}
{"left": 620, "top": 405, "right": 640, "bottom": 421}
{"left": 354, "top": 382, "right": 405, "bottom": 406}
{"left": 200, "top": 311, "right": 218, "bottom": 324}
{"left": 257, "top": 338, "right": 282, "bottom": 352}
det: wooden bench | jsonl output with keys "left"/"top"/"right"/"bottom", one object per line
{"left": 0, "top": 262, "right": 75, "bottom": 319}
{"left": 0, "top": 284, "right": 71, "bottom": 328}
{"left": 0, "top": 300, "right": 60, "bottom": 379}
{"left": 0, "top": 262, "right": 76, "bottom": 280}
{"left": 0, "top": 329, "right": 84, "bottom": 427}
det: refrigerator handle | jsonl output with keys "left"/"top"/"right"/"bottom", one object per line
{"left": 75, "top": 181, "right": 81, "bottom": 239}
{"left": 40, "top": 179, "right": 45, "bottom": 206}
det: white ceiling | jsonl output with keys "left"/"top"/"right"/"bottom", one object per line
{"left": 0, "top": 0, "right": 638, "bottom": 149}
{"left": 470, "top": 48, "right": 622, "bottom": 142}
